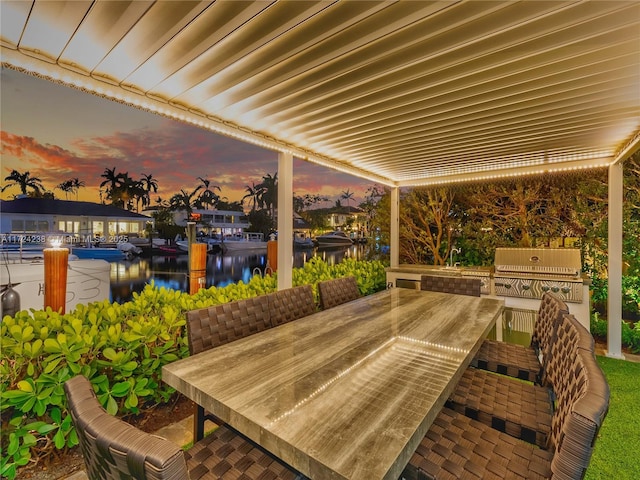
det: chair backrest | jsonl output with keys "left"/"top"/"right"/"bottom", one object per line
{"left": 419, "top": 275, "right": 481, "bottom": 297}
{"left": 531, "top": 292, "right": 569, "bottom": 356}
{"left": 267, "top": 285, "right": 316, "bottom": 326}
{"left": 186, "top": 295, "right": 271, "bottom": 355}
{"left": 548, "top": 345, "right": 609, "bottom": 479}
{"left": 543, "top": 313, "right": 595, "bottom": 389}
{"left": 64, "top": 375, "right": 189, "bottom": 480}
{"left": 317, "top": 276, "right": 361, "bottom": 310}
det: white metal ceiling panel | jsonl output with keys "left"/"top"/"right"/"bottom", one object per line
{"left": 1, "top": 0, "right": 638, "bottom": 186}
{"left": 0, "top": 0, "right": 32, "bottom": 48}
{"left": 17, "top": 1, "right": 92, "bottom": 63}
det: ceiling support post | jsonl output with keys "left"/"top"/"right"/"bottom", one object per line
{"left": 390, "top": 187, "right": 399, "bottom": 268}
{"left": 606, "top": 161, "right": 624, "bottom": 359}
{"left": 277, "top": 152, "right": 293, "bottom": 290}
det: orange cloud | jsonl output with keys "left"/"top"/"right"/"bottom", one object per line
{"left": 1, "top": 123, "right": 373, "bottom": 206}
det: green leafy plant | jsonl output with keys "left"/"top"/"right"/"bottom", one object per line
{"left": 0, "top": 258, "right": 388, "bottom": 478}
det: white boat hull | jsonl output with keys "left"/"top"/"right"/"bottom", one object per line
{"left": 222, "top": 241, "right": 268, "bottom": 252}
{"left": 1, "top": 259, "right": 111, "bottom": 314}
{"left": 315, "top": 231, "right": 353, "bottom": 246}
{"left": 176, "top": 241, "right": 214, "bottom": 252}
{"left": 316, "top": 241, "right": 353, "bottom": 247}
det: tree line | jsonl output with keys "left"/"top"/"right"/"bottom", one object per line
{"left": 2, "top": 168, "right": 373, "bottom": 235}
{"left": 369, "top": 152, "right": 639, "bottom": 280}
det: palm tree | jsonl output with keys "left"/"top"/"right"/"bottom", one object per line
{"left": 129, "top": 179, "right": 147, "bottom": 212}
{"left": 242, "top": 182, "right": 260, "bottom": 211}
{"left": 139, "top": 173, "right": 158, "bottom": 208}
{"left": 57, "top": 180, "right": 74, "bottom": 199}
{"left": 257, "top": 172, "right": 278, "bottom": 219}
{"left": 196, "top": 176, "right": 220, "bottom": 210}
{"left": 71, "top": 178, "right": 85, "bottom": 200}
{"left": 155, "top": 196, "right": 170, "bottom": 208}
{"left": 341, "top": 188, "right": 355, "bottom": 211}
{"left": 169, "top": 188, "right": 199, "bottom": 219}
{"left": 99, "top": 167, "right": 126, "bottom": 206}
{"left": 2, "top": 170, "right": 45, "bottom": 197}
{"left": 106, "top": 172, "right": 134, "bottom": 209}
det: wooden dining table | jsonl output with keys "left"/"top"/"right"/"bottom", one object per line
{"left": 162, "top": 288, "right": 504, "bottom": 480}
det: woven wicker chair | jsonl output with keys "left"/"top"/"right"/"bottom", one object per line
{"left": 317, "top": 276, "right": 361, "bottom": 310}
{"left": 472, "top": 292, "right": 569, "bottom": 383}
{"left": 64, "top": 375, "right": 299, "bottom": 480}
{"left": 404, "top": 335, "right": 609, "bottom": 480}
{"left": 419, "top": 275, "right": 481, "bottom": 297}
{"left": 446, "top": 313, "right": 589, "bottom": 449}
{"left": 186, "top": 296, "right": 271, "bottom": 441}
{"left": 266, "top": 285, "right": 316, "bottom": 326}
{"left": 446, "top": 366, "right": 553, "bottom": 448}
{"left": 186, "top": 296, "right": 271, "bottom": 354}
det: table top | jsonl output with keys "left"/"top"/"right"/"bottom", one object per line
{"left": 162, "top": 288, "right": 504, "bottom": 480}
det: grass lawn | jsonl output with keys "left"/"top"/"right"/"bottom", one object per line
{"left": 584, "top": 356, "right": 640, "bottom": 480}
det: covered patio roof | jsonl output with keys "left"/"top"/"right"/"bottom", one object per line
{"left": 2, "top": 0, "right": 638, "bottom": 358}
{"left": 2, "top": 1, "right": 639, "bottom": 185}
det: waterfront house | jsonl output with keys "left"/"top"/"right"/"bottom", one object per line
{"left": 1, "top": 197, "right": 152, "bottom": 245}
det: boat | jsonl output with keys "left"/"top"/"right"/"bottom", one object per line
{"left": 221, "top": 232, "right": 268, "bottom": 252}
{"left": 293, "top": 233, "right": 315, "bottom": 249}
{"left": 71, "top": 246, "right": 126, "bottom": 261}
{"left": 0, "top": 244, "right": 48, "bottom": 262}
{"left": 117, "top": 242, "right": 143, "bottom": 256}
{"left": 314, "top": 231, "right": 353, "bottom": 247}
{"left": 175, "top": 240, "right": 216, "bottom": 253}
{"left": 1, "top": 258, "right": 111, "bottom": 313}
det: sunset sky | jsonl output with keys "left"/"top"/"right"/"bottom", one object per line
{"left": 0, "top": 67, "right": 373, "bottom": 209}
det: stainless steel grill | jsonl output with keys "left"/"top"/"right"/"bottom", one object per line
{"left": 493, "top": 248, "right": 585, "bottom": 303}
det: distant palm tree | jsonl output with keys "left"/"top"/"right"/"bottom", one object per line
{"left": 155, "top": 196, "right": 170, "bottom": 208}
{"left": 257, "top": 172, "right": 278, "bottom": 219}
{"left": 105, "top": 172, "right": 144, "bottom": 211}
{"left": 107, "top": 172, "right": 134, "bottom": 209}
{"left": 169, "top": 188, "right": 199, "bottom": 219}
{"left": 140, "top": 173, "right": 159, "bottom": 210}
{"left": 242, "top": 182, "right": 260, "bottom": 211}
{"left": 71, "top": 178, "right": 85, "bottom": 200}
{"left": 2, "top": 170, "right": 45, "bottom": 197}
{"left": 216, "top": 199, "right": 244, "bottom": 212}
{"left": 99, "top": 167, "right": 126, "bottom": 206}
{"left": 341, "top": 188, "right": 355, "bottom": 210}
{"left": 129, "top": 179, "right": 147, "bottom": 212}
{"left": 196, "top": 176, "right": 220, "bottom": 210}
{"left": 57, "top": 180, "right": 74, "bottom": 199}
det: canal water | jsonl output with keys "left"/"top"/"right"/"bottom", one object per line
{"left": 109, "top": 244, "right": 371, "bottom": 303}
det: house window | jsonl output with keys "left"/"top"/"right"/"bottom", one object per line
{"left": 92, "top": 221, "right": 104, "bottom": 237}
{"left": 57, "top": 221, "right": 80, "bottom": 234}
{"left": 11, "top": 220, "right": 24, "bottom": 232}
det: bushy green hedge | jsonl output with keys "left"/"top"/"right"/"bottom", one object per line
{"left": 590, "top": 311, "right": 640, "bottom": 354}
{"left": 0, "top": 257, "right": 387, "bottom": 479}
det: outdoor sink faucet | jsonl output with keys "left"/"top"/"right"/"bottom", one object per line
{"left": 449, "top": 247, "right": 462, "bottom": 267}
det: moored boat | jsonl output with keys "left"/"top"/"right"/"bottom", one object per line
{"left": 175, "top": 240, "right": 216, "bottom": 253}
{"left": 221, "top": 232, "right": 268, "bottom": 252}
{"left": 1, "top": 258, "right": 110, "bottom": 313}
{"left": 71, "top": 246, "right": 126, "bottom": 261}
{"left": 314, "top": 231, "right": 353, "bottom": 247}
{"left": 294, "top": 233, "right": 315, "bottom": 249}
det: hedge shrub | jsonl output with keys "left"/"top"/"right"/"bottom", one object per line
{"left": 0, "top": 257, "right": 387, "bottom": 479}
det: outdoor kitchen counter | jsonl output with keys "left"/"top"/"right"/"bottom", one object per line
{"left": 386, "top": 255, "right": 591, "bottom": 332}
{"left": 385, "top": 264, "right": 493, "bottom": 294}
{"left": 385, "top": 264, "right": 493, "bottom": 276}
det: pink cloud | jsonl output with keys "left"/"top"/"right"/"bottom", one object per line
{"left": 1, "top": 121, "right": 374, "bottom": 206}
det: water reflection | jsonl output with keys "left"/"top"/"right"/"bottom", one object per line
{"left": 110, "top": 245, "right": 370, "bottom": 303}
